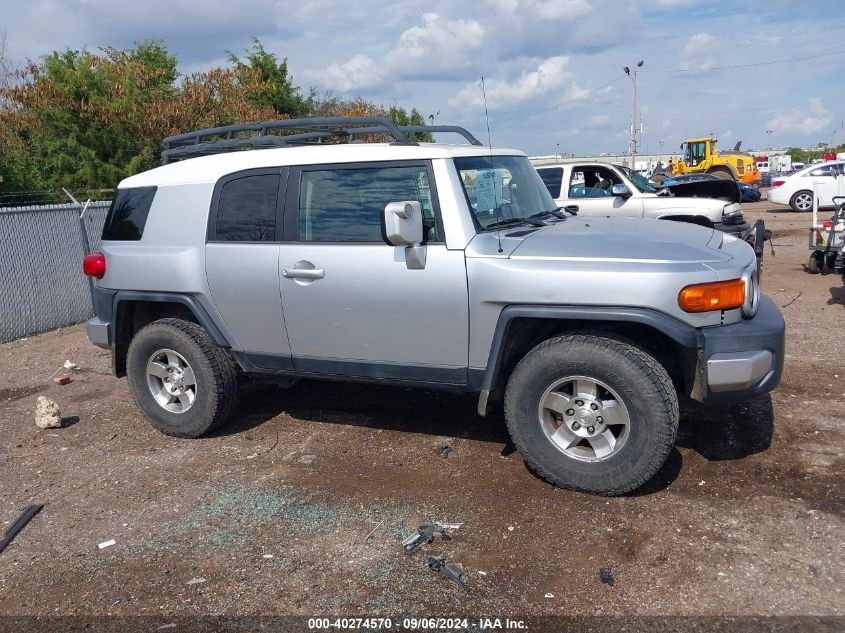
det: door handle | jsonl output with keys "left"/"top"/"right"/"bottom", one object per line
{"left": 282, "top": 267, "right": 325, "bottom": 280}
{"left": 282, "top": 261, "right": 325, "bottom": 280}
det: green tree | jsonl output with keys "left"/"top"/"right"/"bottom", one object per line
{"left": 228, "top": 38, "right": 312, "bottom": 117}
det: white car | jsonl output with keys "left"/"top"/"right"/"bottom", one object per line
{"left": 533, "top": 160, "right": 749, "bottom": 235}
{"left": 768, "top": 161, "right": 845, "bottom": 212}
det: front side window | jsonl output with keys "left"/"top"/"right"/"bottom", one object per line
{"left": 102, "top": 186, "right": 157, "bottom": 241}
{"left": 298, "top": 164, "right": 436, "bottom": 242}
{"left": 216, "top": 174, "right": 279, "bottom": 241}
{"left": 455, "top": 155, "right": 557, "bottom": 230}
{"left": 568, "top": 165, "right": 623, "bottom": 198}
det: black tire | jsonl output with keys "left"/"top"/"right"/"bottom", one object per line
{"left": 708, "top": 169, "right": 734, "bottom": 180}
{"left": 825, "top": 253, "right": 837, "bottom": 272}
{"left": 808, "top": 253, "right": 822, "bottom": 274}
{"left": 126, "top": 318, "right": 239, "bottom": 438}
{"left": 790, "top": 190, "right": 814, "bottom": 213}
{"left": 504, "top": 334, "right": 678, "bottom": 496}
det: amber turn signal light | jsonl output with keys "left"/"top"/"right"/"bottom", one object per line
{"left": 678, "top": 278, "right": 745, "bottom": 313}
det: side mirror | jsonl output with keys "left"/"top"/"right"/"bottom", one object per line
{"left": 383, "top": 201, "right": 426, "bottom": 269}
{"left": 611, "top": 183, "right": 631, "bottom": 197}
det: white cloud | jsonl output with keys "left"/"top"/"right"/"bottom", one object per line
{"left": 680, "top": 32, "right": 720, "bottom": 71}
{"left": 487, "top": 0, "right": 593, "bottom": 20}
{"left": 766, "top": 98, "right": 833, "bottom": 136}
{"left": 655, "top": 0, "right": 696, "bottom": 6}
{"left": 449, "top": 56, "right": 581, "bottom": 108}
{"left": 582, "top": 114, "right": 611, "bottom": 130}
{"left": 321, "top": 54, "right": 382, "bottom": 91}
{"left": 312, "top": 12, "right": 485, "bottom": 90}
{"left": 384, "top": 13, "right": 485, "bottom": 78}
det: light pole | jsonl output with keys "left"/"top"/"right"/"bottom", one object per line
{"left": 623, "top": 60, "right": 643, "bottom": 170}
{"left": 658, "top": 139, "right": 664, "bottom": 166}
{"left": 765, "top": 129, "right": 773, "bottom": 149}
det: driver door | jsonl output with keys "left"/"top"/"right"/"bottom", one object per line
{"left": 566, "top": 165, "right": 643, "bottom": 218}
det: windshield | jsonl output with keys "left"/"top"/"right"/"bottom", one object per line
{"left": 455, "top": 155, "right": 558, "bottom": 230}
{"left": 616, "top": 164, "right": 657, "bottom": 193}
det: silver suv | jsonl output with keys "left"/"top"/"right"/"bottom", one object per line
{"left": 83, "top": 117, "right": 784, "bottom": 496}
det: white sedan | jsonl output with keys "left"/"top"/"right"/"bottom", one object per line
{"left": 768, "top": 161, "right": 845, "bottom": 211}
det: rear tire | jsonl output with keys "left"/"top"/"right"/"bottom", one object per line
{"left": 790, "top": 190, "right": 814, "bottom": 212}
{"left": 127, "top": 318, "right": 239, "bottom": 438}
{"left": 504, "top": 334, "right": 678, "bottom": 496}
{"left": 808, "top": 253, "right": 822, "bottom": 274}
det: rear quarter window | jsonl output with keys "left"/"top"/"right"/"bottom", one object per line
{"left": 538, "top": 168, "right": 563, "bottom": 198}
{"left": 102, "top": 186, "right": 157, "bottom": 241}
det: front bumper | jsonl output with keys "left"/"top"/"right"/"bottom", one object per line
{"left": 698, "top": 294, "right": 785, "bottom": 403}
{"left": 714, "top": 220, "right": 750, "bottom": 235}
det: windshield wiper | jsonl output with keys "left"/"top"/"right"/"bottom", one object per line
{"left": 530, "top": 206, "right": 573, "bottom": 221}
{"left": 485, "top": 216, "right": 546, "bottom": 230}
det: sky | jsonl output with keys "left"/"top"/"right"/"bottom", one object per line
{"left": 2, "top": 0, "right": 844, "bottom": 156}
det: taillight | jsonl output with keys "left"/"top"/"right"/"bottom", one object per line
{"left": 772, "top": 180, "right": 785, "bottom": 188}
{"left": 83, "top": 252, "right": 107, "bottom": 279}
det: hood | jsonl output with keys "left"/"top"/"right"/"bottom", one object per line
{"left": 509, "top": 216, "right": 732, "bottom": 264}
{"left": 656, "top": 179, "right": 741, "bottom": 203}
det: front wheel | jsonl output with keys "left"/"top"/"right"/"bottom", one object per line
{"left": 504, "top": 334, "right": 678, "bottom": 495}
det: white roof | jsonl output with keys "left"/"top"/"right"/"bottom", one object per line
{"left": 121, "top": 143, "right": 525, "bottom": 188}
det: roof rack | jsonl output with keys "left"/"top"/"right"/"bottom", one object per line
{"left": 160, "top": 117, "right": 482, "bottom": 164}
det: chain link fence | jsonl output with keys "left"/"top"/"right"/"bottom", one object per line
{"left": 0, "top": 201, "right": 111, "bottom": 343}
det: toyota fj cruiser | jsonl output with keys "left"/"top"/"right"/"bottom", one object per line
{"left": 83, "top": 117, "right": 784, "bottom": 495}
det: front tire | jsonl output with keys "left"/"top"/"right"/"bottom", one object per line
{"left": 127, "top": 318, "right": 240, "bottom": 438}
{"left": 504, "top": 334, "right": 678, "bottom": 495}
{"left": 790, "top": 190, "right": 814, "bottom": 212}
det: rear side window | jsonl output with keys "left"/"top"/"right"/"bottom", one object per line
{"left": 538, "top": 168, "right": 563, "bottom": 198}
{"left": 102, "top": 186, "right": 157, "bottom": 241}
{"left": 215, "top": 174, "right": 280, "bottom": 241}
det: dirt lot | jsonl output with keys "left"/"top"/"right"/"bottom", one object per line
{"left": 0, "top": 200, "right": 843, "bottom": 627}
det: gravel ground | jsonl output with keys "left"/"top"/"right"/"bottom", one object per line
{"left": 0, "top": 201, "right": 843, "bottom": 627}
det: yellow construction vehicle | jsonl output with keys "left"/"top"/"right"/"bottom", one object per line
{"left": 670, "top": 137, "right": 761, "bottom": 185}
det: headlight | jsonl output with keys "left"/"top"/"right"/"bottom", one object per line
{"left": 742, "top": 266, "right": 759, "bottom": 317}
{"left": 722, "top": 203, "right": 744, "bottom": 224}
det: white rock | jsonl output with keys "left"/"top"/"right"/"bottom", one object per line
{"left": 35, "top": 396, "right": 62, "bottom": 429}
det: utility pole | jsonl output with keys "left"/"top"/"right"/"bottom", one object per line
{"left": 765, "top": 129, "right": 773, "bottom": 149}
{"left": 623, "top": 60, "right": 644, "bottom": 170}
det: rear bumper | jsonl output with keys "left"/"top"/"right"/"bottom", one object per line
{"left": 85, "top": 318, "right": 111, "bottom": 349}
{"left": 699, "top": 294, "right": 785, "bottom": 403}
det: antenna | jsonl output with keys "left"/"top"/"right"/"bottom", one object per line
{"left": 481, "top": 76, "right": 503, "bottom": 254}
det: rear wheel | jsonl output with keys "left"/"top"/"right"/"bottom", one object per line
{"left": 504, "top": 334, "right": 678, "bottom": 496}
{"left": 808, "top": 252, "right": 823, "bottom": 274}
{"left": 127, "top": 318, "right": 239, "bottom": 438}
{"left": 790, "top": 190, "right": 814, "bottom": 212}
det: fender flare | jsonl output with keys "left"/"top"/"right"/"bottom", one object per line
{"left": 474, "top": 305, "right": 703, "bottom": 412}
{"left": 111, "top": 291, "right": 233, "bottom": 348}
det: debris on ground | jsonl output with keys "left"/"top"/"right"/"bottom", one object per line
{"left": 427, "top": 555, "right": 470, "bottom": 593}
{"left": 98, "top": 539, "right": 116, "bottom": 550}
{"left": 186, "top": 577, "right": 207, "bottom": 585}
{"left": 439, "top": 443, "right": 453, "bottom": 459}
{"left": 53, "top": 376, "right": 73, "bottom": 386}
{"left": 809, "top": 565, "right": 820, "bottom": 577}
{"left": 262, "top": 554, "right": 274, "bottom": 559}
{"left": 0, "top": 505, "right": 44, "bottom": 555}
{"left": 402, "top": 522, "right": 463, "bottom": 555}
{"left": 298, "top": 454, "right": 316, "bottom": 465}
{"left": 544, "top": 592, "right": 554, "bottom": 598}
{"left": 34, "top": 396, "right": 62, "bottom": 429}
{"left": 364, "top": 520, "right": 383, "bottom": 541}
{"left": 600, "top": 567, "right": 614, "bottom": 586}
